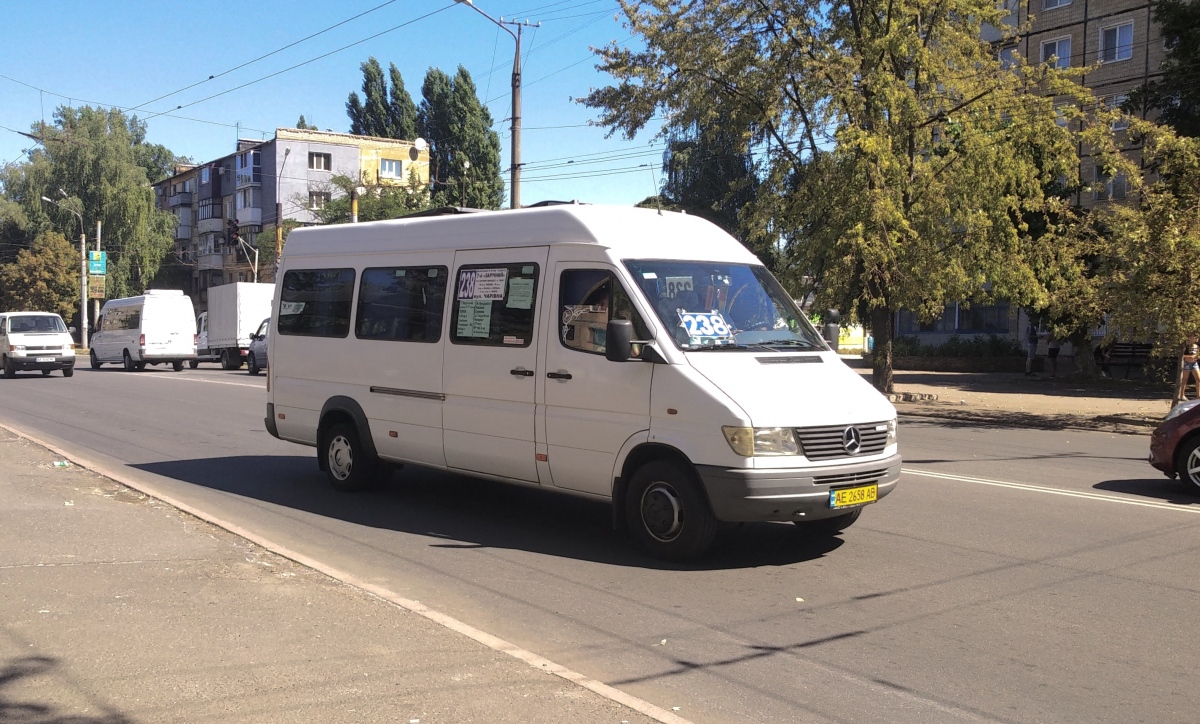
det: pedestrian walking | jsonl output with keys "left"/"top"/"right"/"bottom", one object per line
{"left": 1179, "top": 334, "right": 1200, "bottom": 401}
{"left": 1025, "top": 323, "right": 1040, "bottom": 376}
{"left": 1047, "top": 336, "right": 1061, "bottom": 378}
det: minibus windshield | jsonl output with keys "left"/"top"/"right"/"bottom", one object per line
{"left": 8, "top": 315, "right": 66, "bottom": 334}
{"left": 623, "top": 261, "right": 828, "bottom": 351}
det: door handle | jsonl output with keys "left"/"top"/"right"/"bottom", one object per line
{"left": 510, "top": 368, "right": 535, "bottom": 377}
{"left": 546, "top": 371, "right": 572, "bottom": 380}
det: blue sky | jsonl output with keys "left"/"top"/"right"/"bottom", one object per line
{"left": 0, "top": 0, "right": 666, "bottom": 206}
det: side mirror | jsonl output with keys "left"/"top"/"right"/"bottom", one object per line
{"left": 68, "top": 326, "right": 77, "bottom": 334}
{"left": 605, "top": 319, "right": 634, "bottom": 362}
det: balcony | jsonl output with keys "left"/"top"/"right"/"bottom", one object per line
{"left": 236, "top": 206, "right": 262, "bottom": 227}
{"left": 174, "top": 225, "right": 194, "bottom": 241}
{"left": 197, "top": 217, "right": 224, "bottom": 234}
{"left": 168, "top": 192, "right": 193, "bottom": 208}
{"left": 197, "top": 253, "right": 224, "bottom": 271}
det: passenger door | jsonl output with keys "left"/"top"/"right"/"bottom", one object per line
{"left": 542, "top": 263, "right": 654, "bottom": 496}
{"left": 442, "top": 248, "right": 548, "bottom": 483}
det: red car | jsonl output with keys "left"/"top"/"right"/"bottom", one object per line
{"left": 1149, "top": 401, "right": 1200, "bottom": 490}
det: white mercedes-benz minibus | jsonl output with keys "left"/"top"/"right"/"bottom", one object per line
{"left": 265, "top": 204, "right": 899, "bottom": 559}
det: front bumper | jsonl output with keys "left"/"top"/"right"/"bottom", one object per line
{"left": 9, "top": 354, "right": 75, "bottom": 371}
{"left": 696, "top": 453, "right": 902, "bottom": 522}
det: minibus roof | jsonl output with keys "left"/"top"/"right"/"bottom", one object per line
{"left": 283, "top": 205, "right": 761, "bottom": 265}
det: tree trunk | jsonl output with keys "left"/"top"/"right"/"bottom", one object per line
{"left": 871, "top": 306, "right": 895, "bottom": 394}
{"left": 1070, "top": 333, "right": 1098, "bottom": 379}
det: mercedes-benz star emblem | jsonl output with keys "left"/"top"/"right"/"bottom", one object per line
{"left": 842, "top": 426, "right": 862, "bottom": 454}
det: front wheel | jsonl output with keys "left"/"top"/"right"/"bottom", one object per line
{"left": 90, "top": 350, "right": 101, "bottom": 369}
{"left": 247, "top": 354, "right": 260, "bottom": 376}
{"left": 322, "top": 423, "right": 377, "bottom": 492}
{"left": 188, "top": 359, "right": 199, "bottom": 369}
{"left": 62, "top": 367, "right": 74, "bottom": 378}
{"left": 2, "top": 356, "right": 14, "bottom": 379}
{"left": 625, "top": 460, "right": 717, "bottom": 561}
{"left": 1176, "top": 436, "right": 1200, "bottom": 493}
{"left": 795, "top": 508, "right": 863, "bottom": 536}
{"left": 173, "top": 361, "right": 184, "bottom": 372}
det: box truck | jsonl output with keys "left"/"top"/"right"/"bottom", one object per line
{"left": 194, "top": 282, "right": 275, "bottom": 369}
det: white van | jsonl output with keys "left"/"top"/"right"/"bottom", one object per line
{"left": 91, "top": 290, "right": 197, "bottom": 371}
{"left": 265, "top": 205, "right": 900, "bottom": 559}
{"left": 0, "top": 312, "right": 76, "bottom": 378}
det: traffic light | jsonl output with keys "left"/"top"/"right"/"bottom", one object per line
{"left": 226, "top": 217, "right": 240, "bottom": 245}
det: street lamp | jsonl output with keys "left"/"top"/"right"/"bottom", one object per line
{"left": 275, "top": 147, "right": 290, "bottom": 266}
{"left": 41, "top": 194, "right": 88, "bottom": 348}
{"left": 454, "top": 0, "right": 537, "bottom": 209}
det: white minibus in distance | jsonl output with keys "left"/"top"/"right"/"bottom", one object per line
{"left": 91, "top": 290, "right": 197, "bottom": 371}
{"left": 265, "top": 204, "right": 900, "bottom": 560}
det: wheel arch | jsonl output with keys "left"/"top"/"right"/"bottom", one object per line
{"left": 317, "top": 396, "right": 379, "bottom": 472}
{"left": 1174, "top": 429, "right": 1200, "bottom": 480}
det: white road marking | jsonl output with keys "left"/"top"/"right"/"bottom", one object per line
{"left": 132, "top": 374, "right": 263, "bottom": 389}
{"left": 904, "top": 468, "right": 1200, "bottom": 514}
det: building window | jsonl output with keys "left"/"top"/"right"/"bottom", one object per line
{"left": 1106, "top": 94, "right": 1130, "bottom": 130}
{"left": 896, "top": 303, "right": 1011, "bottom": 334}
{"left": 309, "top": 191, "right": 331, "bottom": 210}
{"left": 1094, "top": 165, "right": 1127, "bottom": 201}
{"left": 309, "top": 152, "right": 332, "bottom": 171}
{"left": 1041, "top": 37, "right": 1072, "bottom": 69}
{"left": 236, "top": 188, "right": 259, "bottom": 210}
{"left": 201, "top": 167, "right": 210, "bottom": 185}
{"left": 198, "top": 198, "right": 219, "bottom": 220}
{"left": 1054, "top": 103, "right": 1071, "bottom": 128}
{"left": 1100, "top": 22, "right": 1133, "bottom": 63}
{"left": 379, "top": 158, "right": 404, "bottom": 179}
{"left": 1043, "top": 0, "right": 1069, "bottom": 9}
{"left": 999, "top": 46, "right": 1018, "bottom": 69}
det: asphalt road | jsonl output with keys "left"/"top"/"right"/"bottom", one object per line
{"left": 1, "top": 364, "right": 1197, "bottom": 723}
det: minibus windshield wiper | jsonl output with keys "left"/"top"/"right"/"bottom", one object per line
{"left": 683, "top": 343, "right": 758, "bottom": 351}
{"left": 759, "top": 339, "right": 822, "bottom": 350}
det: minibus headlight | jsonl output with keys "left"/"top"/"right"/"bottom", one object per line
{"left": 722, "top": 426, "right": 801, "bottom": 457}
{"left": 9, "top": 345, "right": 25, "bottom": 352}
{"left": 886, "top": 418, "right": 897, "bottom": 446}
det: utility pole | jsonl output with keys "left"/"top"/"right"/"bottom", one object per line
{"left": 93, "top": 220, "right": 101, "bottom": 330}
{"left": 455, "top": 1, "right": 538, "bottom": 209}
{"left": 275, "top": 147, "right": 290, "bottom": 274}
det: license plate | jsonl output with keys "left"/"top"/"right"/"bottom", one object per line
{"left": 35, "top": 356, "right": 53, "bottom": 362}
{"left": 830, "top": 484, "right": 878, "bottom": 509}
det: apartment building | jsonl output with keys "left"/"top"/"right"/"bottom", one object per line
{"left": 154, "top": 128, "right": 429, "bottom": 312}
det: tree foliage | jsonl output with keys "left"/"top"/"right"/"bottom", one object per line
{"left": 418, "top": 66, "right": 505, "bottom": 209}
{"left": 0, "top": 106, "right": 180, "bottom": 300}
{"left": 1129, "top": 0, "right": 1200, "bottom": 138}
{"left": 347, "top": 57, "right": 419, "bottom": 140}
{"left": 583, "top": 0, "right": 1116, "bottom": 391}
{"left": 308, "top": 172, "right": 432, "bottom": 225}
{"left": 296, "top": 115, "right": 320, "bottom": 130}
{"left": 0, "top": 230, "right": 79, "bottom": 319}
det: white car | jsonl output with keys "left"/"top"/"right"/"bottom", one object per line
{"left": 0, "top": 312, "right": 77, "bottom": 378}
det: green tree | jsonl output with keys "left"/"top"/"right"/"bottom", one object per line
{"left": 1128, "top": 0, "right": 1200, "bottom": 137}
{"left": 308, "top": 172, "right": 432, "bottom": 224}
{"left": 0, "top": 106, "right": 179, "bottom": 300}
{"left": 583, "top": 0, "right": 1114, "bottom": 391}
{"left": 347, "top": 57, "right": 419, "bottom": 140}
{"left": 419, "top": 66, "right": 504, "bottom": 209}
{"left": 0, "top": 230, "right": 79, "bottom": 319}
{"left": 296, "top": 115, "right": 320, "bottom": 130}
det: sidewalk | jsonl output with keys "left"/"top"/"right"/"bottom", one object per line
{"left": 845, "top": 359, "right": 1172, "bottom": 434}
{"left": 0, "top": 429, "right": 660, "bottom": 724}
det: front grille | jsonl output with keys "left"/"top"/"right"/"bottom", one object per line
{"left": 25, "top": 346, "right": 60, "bottom": 352}
{"left": 814, "top": 468, "right": 887, "bottom": 487}
{"left": 795, "top": 422, "right": 889, "bottom": 460}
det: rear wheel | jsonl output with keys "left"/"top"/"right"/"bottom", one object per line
{"left": 1176, "top": 436, "right": 1200, "bottom": 493}
{"left": 90, "top": 350, "right": 101, "bottom": 369}
{"left": 625, "top": 460, "right": 718, "bottom": 561}
{"left": 322, "top": 422, "right": 377, "bottom": 492}
{"left": 247, "top": 354, "right": 260, "bottom": 376}
{"left": 2, "top": 356, "right": 13, "bottom": 379}
{"left": 188, "top": 359, "right": 199, "bottom": 369}
{"left": 62, "top": 367, "right": 74, "bottom": 378}
{"left": 41, "top": 369, "right": 52, "bottom": 376}
{"left": 795, "top": 508, "right": 863, "bottom": 536}
{"left": 220, "top": 350, "right": 240, "bottom": 370}
{"left": 122, "top": 350, "right": 137, "bottom": 372}
{"left": 172, "top": 361, "right": 184, "bottom": 372}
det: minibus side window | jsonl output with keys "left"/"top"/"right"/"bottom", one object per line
{"left": 355, "top": 266, "right": 448, "bottom": 343}
{"left": 277, "top": 268, "right": 356, "bottom": 338}
{"left": 558, "top": 269, "right": 650, "bottom": 357}
{"left": 450, "top": 263, "right": 539, "bottom": 347}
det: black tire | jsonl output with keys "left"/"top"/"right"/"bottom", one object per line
{"left": 172, "top": 361, "right": 184, "bottom": 372}
{"left": 123, "top": 350, "right": 136, "bottom": 372}
{"left": 188, "top": 359, "right": 199, "bottom": 369}
{"left": 2, "top": 356, "right": 14, "bottom": 379}
{"left": 795, "top": 508, "right": 863, "bottom": 536}
{"left": 247, "top": 354, "right": 260, "bottom": 376}
{"left": 624, "top": 460, "right": 718, "bottom": 561}
{"left": 42, "top": 369, "right": 52, "bottom": 376}
{"left": 322, "top": 422, "right": 377, "bottom": 492}
{"left": 220, "top": 350, "right": 240, "bottom": 370}
{"left": 90, "top": 350, "right": 101, "bottom": 369}
{"left": 1175, "top": 436, "right": 1200, "bottom": 493}
{"left": 62, "top": 367, "right": 74, "bottom": 378}
{"left": 135, "top": 362, "right": 147, "bottom": 371}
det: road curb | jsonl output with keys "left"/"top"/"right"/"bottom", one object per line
{"left": 896, "top": 407, "right": 1158, "bottom": 434}
{"left": 0, "top": 421, "right": 692, "bottom": 724}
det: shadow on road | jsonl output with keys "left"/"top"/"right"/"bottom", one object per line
{"left": 0, "top": 656, "right": 130, "bottom": 724}
{"left": 1094, "top": 477, "right": 1200, "bottom": 505}
{"left": 131, "top": 455, "right": 843, "bottom": 571}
